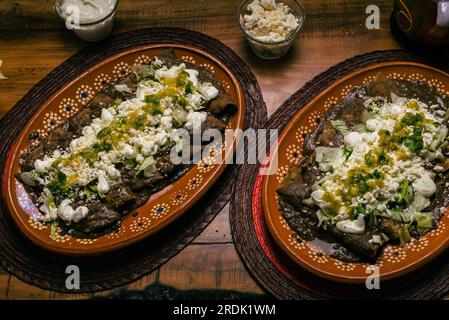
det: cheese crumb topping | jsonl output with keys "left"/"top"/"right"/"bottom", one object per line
{"left": 312, "top": 96, "right": 447, "bottom": 235}
{"left": 242, "top": 0, "right": 300, "bottom": 42}
{"left": 22, "top": 58, "right": 219, "bottom": 223}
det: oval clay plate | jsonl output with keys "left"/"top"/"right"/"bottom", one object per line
{"left": 262, "top": 62, "right": 449, "bottom": 283}
{"left": 3, "top": 44, "right": 245, "bottom": 256}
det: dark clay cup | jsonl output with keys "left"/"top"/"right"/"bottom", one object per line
{"left": 393, "top": 0, "right": 449, "bottom": 46}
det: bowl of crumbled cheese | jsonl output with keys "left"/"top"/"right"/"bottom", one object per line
{"left": 238, "top": 0, "right": 305, "bottom": 59}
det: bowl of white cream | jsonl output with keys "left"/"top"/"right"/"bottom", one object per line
{"left": 53, "top": 0, "right": 118, "bottom": 42}
{"left": 238, "top": 0, "right": 305, "bottom": 59}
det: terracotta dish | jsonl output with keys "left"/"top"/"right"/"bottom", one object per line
{"left": 3, "top": 44, "right": 245, "bottom": 256}
{"left": 262, "top": 62, "right": 449, "bottom": 283}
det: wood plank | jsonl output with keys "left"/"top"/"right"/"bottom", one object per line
{"left": 0, "top": 0, "right": 413, "bottom": 299}
{"left": 123, "top": 270, "right": 159, "bottom": 291}
{"left": 0, "top": 0, "right": 398, "bottom": 118}
{"left": 6, "top": 277, "right": 51, "bottom": 300}
{"left": 193, "top": 205, "right": 232, "bottom": 244}
{"left": 0, "top": 274, "right": 10, "bottom": 299}
{"left": 47, "top": 290, "right": 92, "bottom": 300}
{"left": 159, "top": 243, "right": 263, "bottom": 294}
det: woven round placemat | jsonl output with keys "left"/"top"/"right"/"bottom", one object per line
{"left": 230, "top": 49, "right": 449, "bottom": 300}
{"left": 0, "top": 28, "right": 267, "bottom": 293}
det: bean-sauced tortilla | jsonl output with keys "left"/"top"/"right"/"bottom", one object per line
{"left": 17, "top": 49, "right": 236, "bottom": 237}
{"left": 277, "top": 75, "right": 449, "bottom": 262}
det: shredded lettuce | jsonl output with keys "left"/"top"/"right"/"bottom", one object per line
{"left": 351, "top": 123, "right": 368, "bottom": 134}
{"left": 429, "top": 126, "right": 448, "bottom": 151}
{"left": 414, "top": 212, "right": 433, "bottom": 233}
{"left": 315, "top": 147, "right": 343, "bottom": 171}
{"left": 171, "top": 106, "right": 188, "bottom": 127}
{"left": 331, "top": 120, "right": 349, "bottom": 135}
{"left": 398, "top": 227, "right": 411, "bottom": 245}
{"left": 137, "top": 156, "right": 155, "bottom": 173}
{"left": 48, "top": 194, "right": 56, "bottom": 209}
{"left": 20, "top": 172, "right": 37, "bottom": 186}
{"left": 50, "top": 220, "right": 59, "bottom": 239}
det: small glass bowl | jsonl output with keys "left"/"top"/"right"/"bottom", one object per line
{"left": 237, "top": 0, "right": 305, "bottom": 59}
{"left": 53, "top": 0, "right": 119, "bottom": 42}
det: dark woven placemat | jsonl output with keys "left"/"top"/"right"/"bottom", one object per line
{"left": 230, "top": 49, "right": 449, "bottom": 300}
{"left": 0, "top": 28, "right": 267, "bottom": 293}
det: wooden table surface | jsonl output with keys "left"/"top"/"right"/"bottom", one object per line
{"left": 0, "top": 0, "right": 412, "bottom": 299}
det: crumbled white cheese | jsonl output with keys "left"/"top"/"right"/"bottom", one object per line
{"left": 155, "top": 63, "right": 186, "bottom": 80}
{"left": 185, "top": 112, "right": 207, "bottom": 130}
{"left": 25, "top": 57, "right": 220, "bottom": 224}
{"left": 101, "top": 108, "right": 114, "bottom": 122}
{"left": 40, "top": 199, "right": 58, "bottom": 221}
{"left": 114, "top": 84, "right": 131, "bottom": 93}
{"left": 242, "top": 0, "right": 300, "bottom": 42}
{"left": 57, "top": 199, "right": 89, "bottom": 223}
{"left": 314, "top": 97, "right": 446, "bottom": 227}
{"left": 96, "top": 174, "right": 110, "bottom": 194}
{"left": 185, "top": 69, "right": 199, "bottom": 87}
{"left": 120, "top": 143, "right": 138, "bottom": 159}
{"left": 412, "top": 174, "right": 436, "bottom": 197}
{"left": 336, "top": 215, "right": 365, "bottom": 234}
{"left": 199, "top": 83, "right": 219, "bottom": 101}
{"left": 34, "top": 158, "right": 54, "bottom": 173}
{"left": 370, "top": 235, "right": 382, "bottom": 245}
{"left": 344, "top": 132, "right": 363, "bottom": 149}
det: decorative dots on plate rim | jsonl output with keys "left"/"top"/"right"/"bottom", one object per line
{"left": 382, "top": 245, "right": 407, "bottom": 264}
{"left": 105, "top": 225, "right": 126, "bottom": 239}
{"left": 130, "top": 216, "right": 152, "bottom": 232}
{"left": 198, "top": 158, "right": 216, "bottom": 173}
{"left": 221, "top": 80, "right": 231, "bottom": 93}
{"left": 407, "top": 73, "right": 426, "bottom": 82}
{"left": 288, "top": 233, "right": 306, "bottom": 250}
{"left": 28, "top": 218, "right": 48, "bottom": 230}
{"left": 307, "top": 245, "right": 329, "bottom": 264}
{"left": 429, "top": 222, "right": 446, "bottom": 237}
{"left": 76, "top": 238, "right": 97, "bottom": 245}
{"left": 340, "top": 84, "right": 354, "bottom": 97}
{"left": 406, "top": 238, "right": 429, "bottom": 252}
{"left": 150, "top": 203, "right": 171, "bottom": 219}
{"left": 171, "top": 192, "right": 188, "bottom": 206}
{"left": 294, "top": 125, "right": 313, "bottom": 144}
{"left": 51, "top": 228, "right": 71, "bottom": 243}
{"left": 275, "top": 165, "right": 290, "bottom": 183}
{"left": 200, "top": 63, "right": 215, "bottom": 74}
{"left": 333, "top": 260, "right": 356, "bottom": 272}
{"left": 367, "top": 258, "right": 384, "bottom": 268}
{"left": 386, "top": 72, "right": 406, "bottom": 80}
{"left": 186, "top": 174, "right": 204, "bottom": 190}
{"left": 181, "top": 55, "right": 196, "bottom": 64}
{"left": 307, "top": 110, "right": 322, "bottom": 127}
{"left": 427, "top": 78, "right": 446, "bottom": 94}
{"left": 323, "top": 96, "right": 339, "bottom": 110}
{"left": 134, "top": 54, "right": 151, "bottom": 65}
{"left": 279, "top": 216, "right": 291, "bottom": 230}
{"left": 75, "top": 84, "right": 94, "bottom": 104}
{"left": 112, "top": 61, "right": 131, "bottom": 78}
{"left": 58, "top": 98, "right": 79, "bottom": 118}
{"left": 362, "top": 75, "right": 376, "bottom": 84}
{"left": 93, "top": 73, "right": 112, "bottom": 91}
{"left": 43, "top": 112, "right": 62, "bottom": 130}
{"left": 286, "top": 144, "right": 302, "bottom": 165}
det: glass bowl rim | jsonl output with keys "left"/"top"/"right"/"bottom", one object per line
{"left": 53, "top": 0, "right": 119, "bottom": 27}
{"left": 237, "top": 0, "right": 306, "bottom": 45}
